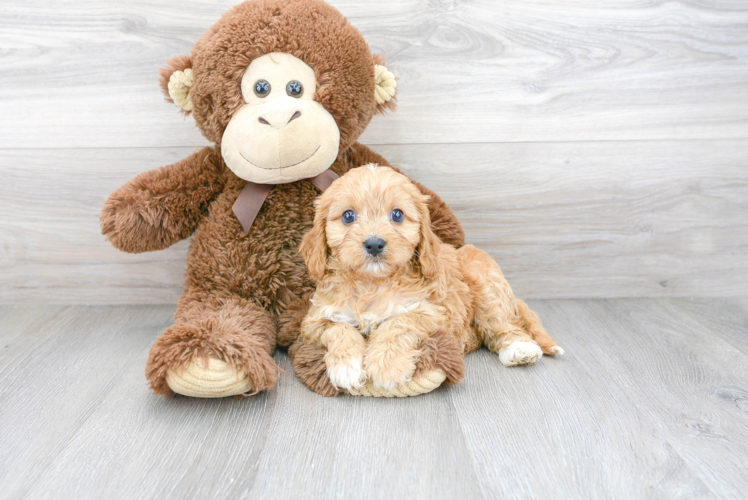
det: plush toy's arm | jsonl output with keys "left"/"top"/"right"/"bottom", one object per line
{"left": 101, "top": 147, "right": 224, "bottom": 253}
{"left": 347, "top": 143, "right": 465, "bottom": 248}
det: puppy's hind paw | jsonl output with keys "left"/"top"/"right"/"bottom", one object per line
{"left": 548, "top": 346, "right": 565, "bottom": 356}
{"left": 326, "top": 357, "right": 366, "bottom": 391}
{"left": 499, "top": 341, "right": 543, "bottom": 367}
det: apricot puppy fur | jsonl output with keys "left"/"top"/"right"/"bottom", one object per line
{"left": 299, "top": 165, "right": 563, "bottom": 391}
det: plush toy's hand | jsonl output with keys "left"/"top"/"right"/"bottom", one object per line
{"left": 101, "top": 184, "right": 176, "bottom": 253}
{"left": 101, "top": 147, "right": 224, "bottom": 253}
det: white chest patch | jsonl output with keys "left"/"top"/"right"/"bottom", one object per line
{"left": 319, "top": 297, "right": 421, "bottom": 335}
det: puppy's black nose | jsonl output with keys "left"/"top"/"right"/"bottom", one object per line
{"left": 364, "top": 236, "right": 386, "bottom": 257}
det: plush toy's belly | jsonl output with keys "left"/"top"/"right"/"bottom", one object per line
{"left": 184, "top": 181, "right": 321, "bottom": 314}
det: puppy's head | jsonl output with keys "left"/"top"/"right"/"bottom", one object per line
{"left": 300, "top": 164, "right": 442, "bottom": 281}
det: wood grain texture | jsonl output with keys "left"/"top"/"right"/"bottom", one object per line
{"left": 1, "top": 140, "right": 746, "bottom": 303}
{"left": 0, "top": 306, "right": 174, "bottom": 499}
{"left": 531, "top": 299, "right": 748, "bottom": 498}
{"left": 247, "top": 354, "right": 484, "bottom": 500}
{"left": 2, "top": 299, "right": 748, "bottom": 499}
{"left": 0, "top": 0, "right": 747, "bottom": 148}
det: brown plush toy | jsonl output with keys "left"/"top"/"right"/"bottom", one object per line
{"left": 101, "top": 0, "right": 465, "bottom": 398}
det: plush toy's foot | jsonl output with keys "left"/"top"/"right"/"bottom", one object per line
{"left": 289, "top": 330, "right": 465, "bottom": 398}
{"left": 348, "top": 369, "right": 447, "bottom": 397}
{"left": 146, "top": 301, "right": 278, "bottom": 398}
{"left": 353, "top": 331, "right": 464, "bottom": 397}
{"left": 165, "top": 357, "right": 253, "bottom": 398}
{"left": 288, "top": 338, "right": 340, "bottom": 397}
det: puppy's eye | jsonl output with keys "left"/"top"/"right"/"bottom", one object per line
{"left": 342, "top": 210, "right": 356, "bottom": 225}
{"left": 391, "top": 209, "right": 404, "bottom": 223}
{"left": 286, "top": 80, "right": 303, "bottom": 98}
{"left": 254, "top": 80, "right": 271, "bottom": 97}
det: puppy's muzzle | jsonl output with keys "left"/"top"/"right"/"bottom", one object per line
{"left": 364, "top": 236, "right": 386, "bottom": 257}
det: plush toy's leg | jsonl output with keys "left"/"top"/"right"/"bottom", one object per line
{"left": 278, "top": 295, "right": 339, "bottom": 397}
{"left": 458, "top": 245, "right": 563, "bottom": 367}
{"left": 146, "top": 296, "right": 277, "bottom": 398}
{"left": 287, "top": 337, "right": 340, "bottom": 397}
{"left": 279, "top": 299, "right": 465, "bottom": 397}
{"left": 349, "top": 330, "right": 465, "bottom": 397}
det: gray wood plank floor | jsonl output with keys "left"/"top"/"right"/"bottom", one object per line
{"left": 1, "top": 299, "right": 747, "bottom": 499}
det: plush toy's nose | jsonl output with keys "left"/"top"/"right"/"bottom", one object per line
{"left": 363, "top": 236, "right": 386, "bottom": 257}
{"left": 257, "top": 108, "right": 302, "bottom": 129}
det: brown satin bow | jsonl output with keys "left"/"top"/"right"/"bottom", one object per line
{"left": 231, "top": 169, "right": 339, "bottom": 233}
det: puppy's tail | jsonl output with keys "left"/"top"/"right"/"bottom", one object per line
{"left": 515, "top": 299, "right": 564, "bottom": 356}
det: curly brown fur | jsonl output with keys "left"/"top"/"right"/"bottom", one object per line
{"left": 146, "top": 295, "right": 278, "bottom": 396}
{"left": 297, "top": 166, "right": 562, "bottom": 392}
{"left": 188, "top": 0, "right": 381, "bottom": 149}
{"left": 413, "top": 331, "right": 465, "bottom": 386}
{"left": 101, "top": 0, "right": 465, "bottom": 397}
{"left": 101, "top": 147, "right": 224, "bottom": 253}
{"left": 287, "top": 338, "right": 340, "bottom": 397}
{"left": 277, "top": 294, "right": 311, "bottom": 348}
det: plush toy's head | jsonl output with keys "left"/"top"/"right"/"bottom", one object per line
{"left": 159, "top": 0, "right": 397, "bottom": 184}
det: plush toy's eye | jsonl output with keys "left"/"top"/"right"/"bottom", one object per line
{"left": 286, "top": 80, "right": 303, "bottom": 97}
{"left": 391, "top": 209, "right": 404, "bottom": 223}
{"left": 342, "top": 210, "right": 356, "bottom": 225}
{"left": 254, "top": 79, "right": 271, "bottom": 97}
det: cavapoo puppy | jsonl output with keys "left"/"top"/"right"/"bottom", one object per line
{"left": 298, "top": 165, "right": 563, "bottom": 392}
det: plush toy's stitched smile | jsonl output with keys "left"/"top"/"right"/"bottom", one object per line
{"left": 239, "top": 145, "right": 321, "bottom": 171}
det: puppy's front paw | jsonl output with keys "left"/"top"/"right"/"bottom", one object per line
{"left": 326, "top": 355, "right": 366, "bottom": 390}
{"left": 364, "top": 349, "right": 418, "bottom": 390}
{"left": 499, "top": 341, "right": 543, "bottom": 367}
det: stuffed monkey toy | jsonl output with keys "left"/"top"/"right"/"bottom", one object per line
{"left": 101, "top": 0, "right": 465, "bottom": 398}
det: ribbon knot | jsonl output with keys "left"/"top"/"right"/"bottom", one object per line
{"left": 231, "top": 169, "right": 339, "bottom": 233}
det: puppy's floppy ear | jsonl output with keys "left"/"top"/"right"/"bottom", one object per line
{"left": 300, "top": 198, "right": 329, "bottom": 282}
{"left": 415, "top": 193, "right": 443, "bottom": 281}
{"left": 372, "top": 54, "right": 397, "bottom": 115}
{"left": 159, "top": 55, "right": 194, "bottom": 113}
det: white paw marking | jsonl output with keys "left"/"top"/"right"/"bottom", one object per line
{"left": 499, "top": 341, "right": 543, "bottom": 367}
{"left": 327, "top": 357, "right": 366, "bottom": 390}
{"left": 549, "top": 346, "right": 565, "bottom": 356}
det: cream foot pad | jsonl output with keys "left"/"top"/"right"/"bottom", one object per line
{"left": 166, "top": 357, "right": 252, "bottom": 398}
{"left": 348, "top": 369, "right": 447, "bottom": 398}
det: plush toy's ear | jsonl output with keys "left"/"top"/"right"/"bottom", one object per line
{"left": 372, "top": 54, "right": 397, "bottom": 114}
{"left": 299, "top": 198, "right": 329, "bottom": 282}
{"left": 159, "top": 55, "right": 194, "bottom": 113}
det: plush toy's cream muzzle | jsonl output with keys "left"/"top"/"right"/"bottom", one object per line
{"left": 221, "top": 96, "right": 341, "bottom": 184}
{"left": 219, "top": 53, "right": 341, "bottom": 184}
